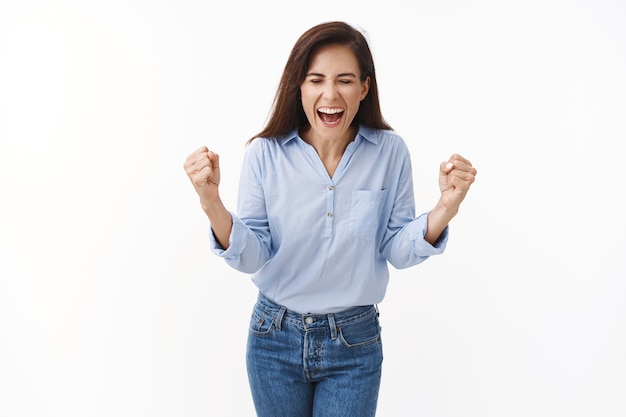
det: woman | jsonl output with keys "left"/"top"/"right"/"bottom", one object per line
{"left": 184, "top": 21, "right": 477, "bottom": 417}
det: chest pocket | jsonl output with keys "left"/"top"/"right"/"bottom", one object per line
{"left": 349, "top": 189, "right": 388, "bottom": 241}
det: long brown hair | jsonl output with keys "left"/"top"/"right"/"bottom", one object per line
{"left": 248, "top": 21, "right": 392, "bottom": 143}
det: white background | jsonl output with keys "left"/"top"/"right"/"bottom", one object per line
{"left": 1, "top": 1, "right": 625, "bottom": 416}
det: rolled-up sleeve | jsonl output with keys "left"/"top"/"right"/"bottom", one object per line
{"left": 208, "top": 211, "right": 270, "bottom": 273}
{"left": 383, "top": 212, "right": 448, "bottom": 269}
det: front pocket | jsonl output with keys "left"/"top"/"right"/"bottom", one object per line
{"left": 337, "top": 313, "right": 381, "bottom": 348}
{"left": 349, "top": 189, "right": 388, "bottom": 241}
{"left": 248, "top": 309, "right": 275, "bottom": 337}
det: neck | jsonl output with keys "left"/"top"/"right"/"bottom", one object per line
{"left": 299, "top": 126, "right": 357, "bottom": 177}
{"left": 300, "top": 125, "right": 357, "bottom": 159}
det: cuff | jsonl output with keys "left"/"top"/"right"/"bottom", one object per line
{"left": 411, "top": 212, "right": 448, "bottom": 255}
{"left": 208, "top": 211, "right": 247, "bottom": 259}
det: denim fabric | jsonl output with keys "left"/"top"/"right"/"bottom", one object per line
{"left": 246, "top": 292, "right": 383, "bottom": 417}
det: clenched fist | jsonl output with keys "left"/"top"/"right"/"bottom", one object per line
{"left": 183, "top": 146, "right": 221, "bottom": 204}
{"left": 438, "top": 153, "right": 477, "bottom": 212}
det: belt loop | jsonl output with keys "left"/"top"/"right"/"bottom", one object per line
{"left": 328, "top": 314, "right": 337, "bottom": 340}
{"left": 275, "top": 306, "right": 286, "bottom": 331}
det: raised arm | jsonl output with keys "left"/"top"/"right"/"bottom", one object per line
{"left": 183, "top": 146, "right": 233, "bottom": 249}
{"left": 425, "top": 154, "right": 477, "bottom": 245}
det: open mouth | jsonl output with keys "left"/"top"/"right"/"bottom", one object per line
{"left": 317, "top": 107, "right": 345, "bottom": 126}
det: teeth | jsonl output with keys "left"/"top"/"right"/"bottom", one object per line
{"left": 318, "top": 108, "right": 344, "bottom": 114}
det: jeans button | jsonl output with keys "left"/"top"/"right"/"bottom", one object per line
{"left": 305, "top": 317, "right": 314, "bottom": 324}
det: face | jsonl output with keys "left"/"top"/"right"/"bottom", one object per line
{"left": 300, "top": 44, "right": 370, "bottom": 143}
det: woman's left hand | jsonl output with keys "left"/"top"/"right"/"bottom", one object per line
{"left": 438, "top": 154, "right": 477, "bottom": 211}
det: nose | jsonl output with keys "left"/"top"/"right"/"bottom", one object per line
{"left": 322, "top": 80, "right": 339, "bottom": 99}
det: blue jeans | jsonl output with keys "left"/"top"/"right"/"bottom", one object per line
{"left": 246, "top": 292, "right": 383, "bottom": 417}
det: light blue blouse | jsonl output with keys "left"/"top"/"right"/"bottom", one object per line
{"left": 210, "top": 125, "right": 448, "bottom": 313}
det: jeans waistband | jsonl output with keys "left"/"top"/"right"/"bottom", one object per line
{"left": 256, "top": 291, "right": 378, "bottom": 333}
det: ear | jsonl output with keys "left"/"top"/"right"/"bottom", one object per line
{"left": 360, "top": 76, "right": 370, "bottom": 101}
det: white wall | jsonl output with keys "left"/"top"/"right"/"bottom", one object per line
{"left": 1, "top": 1, "right": 624, "bottom": 416}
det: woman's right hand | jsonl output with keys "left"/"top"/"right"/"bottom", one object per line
{"left": 184, "top": 146, "right": 233, "bottom": 249}
{"left": 183, "top": 146, "right": 221, "bottom": 205}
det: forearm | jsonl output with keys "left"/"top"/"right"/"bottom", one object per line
{"left": 425, "top": 201, "right": 458, "bottom": 245}
{"left": 202, "top": 197, "right": 233, "bottom": 249}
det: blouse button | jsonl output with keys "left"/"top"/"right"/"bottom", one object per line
{"left": 327, "top": 212, "right": 333, "bottom": 217}
{"left": 328, "top": 185, "right": 334, "bottom": 191}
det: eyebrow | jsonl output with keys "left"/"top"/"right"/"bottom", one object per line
{"left": 305, "top": 72, "right": 358, "bottom": 78}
